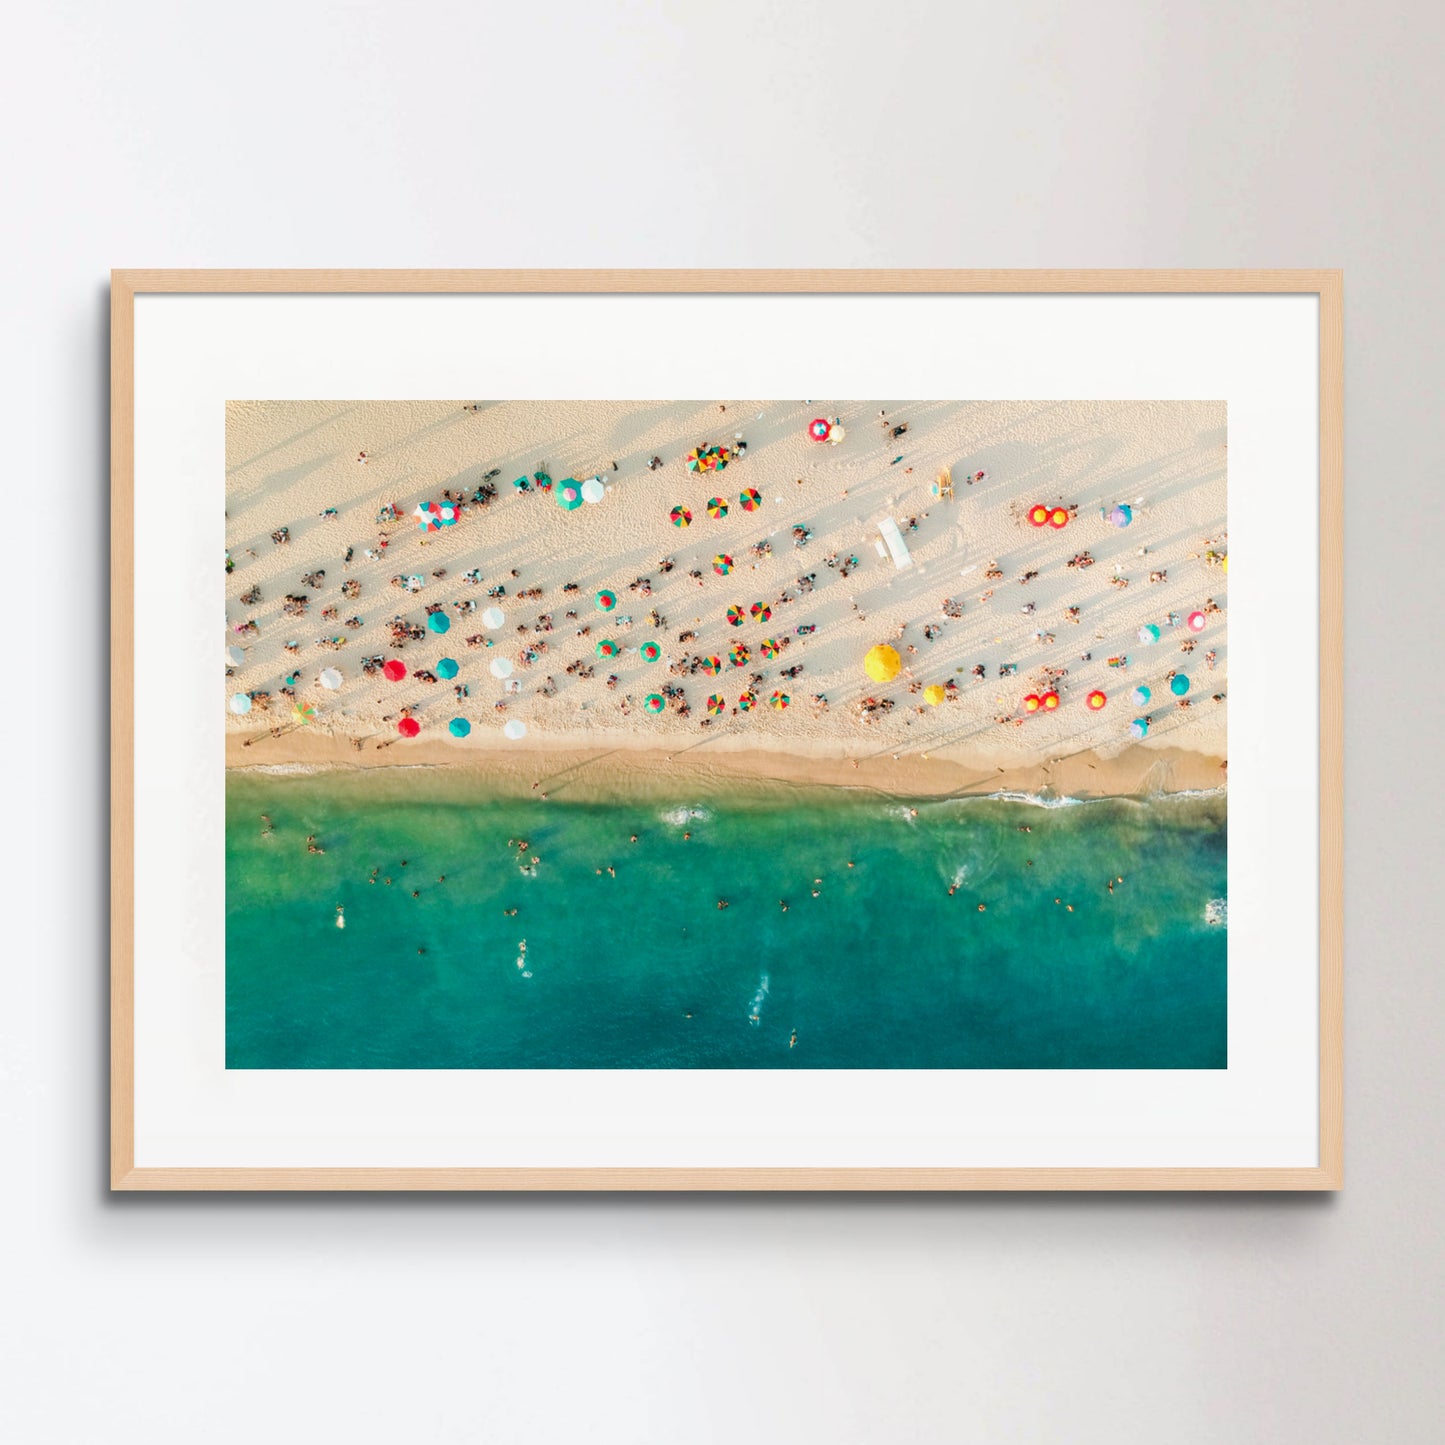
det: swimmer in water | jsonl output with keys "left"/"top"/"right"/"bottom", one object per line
{"left": 789, "top": 1030, "right": 797, "bottom": 1049}
{"left": 780, "top": 900, "right": 789, "bottom": 911}
{"left": 948, "top": 885, "right": 957, "bottom": 896}
{"left": 716, "top": 898, "right": 729, "bottom": 909}
{"left": 504, "top": 907, "right": 518, "bottom": 916}
{"left": 978, "top": 903, "right": 987, "bottom": 912}
{"left": 683, "top": 831, "right": 691, "bottom": 841}
{"left": 630, "top": 834, "right": 639, "bottom": 843}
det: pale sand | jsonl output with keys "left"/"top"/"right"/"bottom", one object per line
{"left": 225, "top": 400, "right": 1226, "bottom": 792}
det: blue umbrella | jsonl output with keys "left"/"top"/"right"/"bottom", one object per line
{"left": 1131, "top": 685, "right": 1152, "bottom": 707}
{"left": 228, "top": 692, "right": 252, "bottom": 715}
{"left": 428, "top": 612, "right": 451, "bottom": 634}
{"left": 1109, "top": 504, "right": 1133, "bottom": 528}
{"left": 436, "top": 657, "right": 459, "bottom": 680}
{"left": 448, "top": 717, "right": 471, "bottom": 738}
{"left": 1170, "top": 673, "right": 1191, "bottom": 696}
{"left": 1130, "top": 717, "right": 1150, "bottom": 739}
{"left": 1138, "top": 623, "right": 1160, "bottom": 644}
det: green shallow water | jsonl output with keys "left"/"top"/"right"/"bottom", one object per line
{"left": 226, "top": 770, "right": 1226, "bottom": 1069}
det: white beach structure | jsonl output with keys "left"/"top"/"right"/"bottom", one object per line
{"left": 877, "top": 515, "right": 913, "bottom": 570}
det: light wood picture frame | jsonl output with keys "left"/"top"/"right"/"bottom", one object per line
{"left": 112, "top": 269, "right": 1342, "bottom": 1190}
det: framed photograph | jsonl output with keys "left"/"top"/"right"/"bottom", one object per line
{"left": 111, "top": 269, "right": 1341, "bottom": 1190}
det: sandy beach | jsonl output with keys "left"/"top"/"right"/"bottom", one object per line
{"left": 225, "top": 399, "right": 1226, "bottom": 794}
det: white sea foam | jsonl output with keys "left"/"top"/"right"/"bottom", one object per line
{"left": 660, "top": 805, "right": 712, "bottom": 826}
{"left": 747, "top": 973, "right": 770, "bottom": 1025}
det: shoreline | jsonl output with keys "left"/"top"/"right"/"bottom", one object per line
{"left": 226, "top": 730, "right": 1225, "bottom": 802}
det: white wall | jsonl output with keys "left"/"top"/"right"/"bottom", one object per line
{"left": 4, "top": 2, "right": 1442, "bottom": 1440}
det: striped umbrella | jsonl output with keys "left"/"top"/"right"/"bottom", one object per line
{"left": 482, "top": 606, "right": 505, "bottom": 629}
{"left": 769, "top": 690, "right": 790, "bottom": 710}
{"left": 1109, "top": 504, "right": 1133, "bottom": 528}
{"left": 1131, "top": 685, "right": 1152, "bottom": 707}
{"left": 1130, "top": 717, "right": 1150, "bottom": 739}
{"left": 760, "top": 638, "right": 781, "bottom": 659}
{"left": 726, "top": 605, "right": 746, "bottom": 627}
{"left": 750, "top": 602, "right": 771, "bottom": 622}
{"left": 413, "top": 502, "right": 444, "bottom": 532}
{"left": 729, "top": 644, "right": 750, "bottom": 667}
{"left": 699, "top": 655, "right": 721, "bottom": 675}
{"left": 640, "top": 640, "right": 662, "bottom": 662}
{"left": 644, "top": 693, "right": 666, "bottom": 714}
{"left": 739, "top": 487, "right": 762, "bottom": 511}
{"left": 1138, "top": 623, "right": 1161, "bottom": 644}
{"left": 489, "top": 656, "right": 514, "bottom": 679}
{"left": 595, "top": 589, "right": 617, "bottom": 611}
{"left": 713, "top": 554, "right": 734, "bottom": 575}
{"left": 739, "top": 690, "right": 757, "bottom": 710}
{"left": 707, "top": 497, "right": 728, "bottom": 519}
{"left": 293, "top": 700, "right": 317, "bottom": 724}
{"left": 706, "top": 694, "right": 725, "bottom": 715}
{"left": 670, "top": 505, "right": 692, "bottom": 528}
{"left": 448, "top": 717, "right": 471, "bottom": 738}
{"left": 427, "top": 611, "right": 451, "bottom": 634}
{"left": 436, "top": 658, "right": 459, "bottom": 680}
{"left": 556, "top": 482, "right": 583, "bottom": 511}
{"left": 397, "top": 716, "right": 420, "bottom": 737}
{"left": 686, "top": 447, "right": 708, "bottom": 472}
{"left": 596, "top": 638, "right": 620, "bottom": 659}
{"left": 711, "top": 447, "right": 730, "bottom": 471}
{"left": 1086, "top": 689, "right": 1108, "bottom": 711}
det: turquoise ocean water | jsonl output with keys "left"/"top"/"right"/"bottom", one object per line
{"left": 225, "top": 770, "right": 1226, "bottom": 1069}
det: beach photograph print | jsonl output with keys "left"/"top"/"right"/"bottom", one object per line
{"left": 225, "top": 400, "right": 1228, "bottom": 1070}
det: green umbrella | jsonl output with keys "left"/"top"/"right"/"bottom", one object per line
{"left": 640, "top": 640, "right": 662, "bottom": 662}
{"left": 644, "top": 693, "right": 666, "bottom": 714}
{"left": 595, "top": 589, "right": 617, "bottom": 611}
{"left": 596, "top": 638, "right": 620, "bottom": 658}
{"left": 557, "top": 482, "right": 583, "bottom": 511}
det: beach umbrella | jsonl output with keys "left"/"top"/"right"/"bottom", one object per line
{"left": 436, "top": 657, "right": 459, "bottom": 680}
{"left": 726, "top": 605, "right": 745, "bottom": 627}
{"left": 596, "top": 638, "right": 620, "bottom": 659}
{"left": 482, "top": 606, "right": 505, "bottom": 630}
{"left": 1138, "top": 623, "right": 1161, "bottom": 644}
{"left": 808, "top": 418, "right": 832, "bottom": 442}
{"left": 769, "top": 690, "right": 790, "bottom": 710}
{"left": 670, "top": 505, "right": 692, "bottom": 528}
{"left": 293, "top": 701, "right": 317, "bottom": 724}
{"left": 1109, "top": 504, "right": 1133, "bottom": 528}
{"left": 1130, "top": 717, "right": 1150, "bottom": 739}
{"left": 1086, "top": 689, "right": 1107, "bottom": 711}
{"left": 225, "top": 645, "right": 245, "bottom": 667}
{"left": 1028, "top": 504, "right": 1050, "bottom": 527}
{"left": 686, "top": 446, "right": 708, "bottom": 472}
{"left": 448, "top": 717, "right": 471, "bottom": 738}
{"left": 383, "top": 659, "right": 407, "bottom": 682}
{"left": 397, "top": 717, "right": 420, "bottom": 737}
{"left": 1170, "top": 673, "right": 1191, "bottom": 697}
{"left": 1187, "top": 610, "right": 1207, "bottom": 633}
{"left": 924, "top": 684, "right": 947, "bottom": 706}
{"left": 413, "top": 502, "right": 444, "bottom": 532}
{"left": 713, "top": 554, "right": 734, "bottom": 576}
{"left": 556, "top": 482, "right": 582, "bottom": 511}
{"left": 228, "top": 692, "right": 252, "bottom": 715}
{"left": 319, "top": 667, "right": 343, "bottom": 691}
{"left": 740, "top": 488, "right": 762, "bottom": 512}
{"left": 489, "top": 657, "right": 514, "bottom": 679}
{"left": 700, "top": 655, "right": 721, "bottom": 675}
{"left": 1048, "top": 507, "right": 1069, "bottom": 529}
{"left": 1040, "top": 691, "right": 1060, "bottom": 711}
{"left": 864, "top": 643, "right": 901, "bottom": 683}
{"left": 707, "top": 497, "right": 729, "bottom": 519}
{"left": 438, "top": 503, "right": 459, "bottom": 526}
{"left": 750, "top": 602, "right": 771, "bottom": 622}
{"left": 739, "top": 690, "right": 757, "bottom": 710}
{"left": 707, "top": 693, "right": 725, "bottom": 715}
{"left": 285, "top": 671, "right": 302, "bottom": 687}
{"left": 644, "top": 693, "right": 665, "bottom": 714}
{"left": 1023, "top": 693, "right": 1042, "bottom": 714}
{"left": 729, "top": 644, "right": 750, "bottom": 667}
{"left": 503, "top": 719, "right": 527, "bottom": 740}
{"left": 710, "top": 446, "right": 730, "bottom": 471}
{"left": 427, "top": 612, "right": 450, "bottom": 634}
{"left": 595, "top": 589, "right": 617, "bottom": 612}
{"left": 581, "top": 477, "right": 606, "bottom": 504}
{"left": 640, "top": 640, "right": 662, "bottom": 662}
{"left": 760, "top": 638, "right": 781, "bottom": 659}
{"left": 1131, "top": 685, "right": 1152, "bottom": 707}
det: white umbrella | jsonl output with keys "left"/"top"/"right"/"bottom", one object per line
{"left": 482, "top": 606, "right": 505, "bottom": 630}
{"left": 228, "top": 693, "right": 252, "bottom": 714}
{"left": 319, "top": 668, "right": 343, "bottom": 691}
{"left": 503, "top": 719, "right": 527, "bottom": 740}
{"left": 226, "top": 645, "right": 246, "bottom": 667}
{"left": 490, "top": 657, "right": 515, "bottom": 679}
{"left": 581, "top": 477, "right": 606, "bottom": 504}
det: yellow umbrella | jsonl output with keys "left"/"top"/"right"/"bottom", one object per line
{"left": 923, "top": 684, "right": 946, "bottom": 706}
{"left": 864, "top": 644, "right": 902, "bottom": 683}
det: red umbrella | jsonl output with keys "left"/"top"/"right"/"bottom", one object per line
{"left": 1028, "top": 504, "right": 1050, "bottom": 527}
{"left": 397, "top": 717, "right": 420, "bottom": 737}
{"left": 383, "top": 659, "right": 407, "bottom": 682}
{"left": 1086, "top": 689, "right": 1107, "bottom": 710}
{"left": 1048, "top": 507, "right": 1069, "bottom": 529}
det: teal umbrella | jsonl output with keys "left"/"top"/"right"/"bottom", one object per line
{"left": 1131, "top": 685, "right": 1151, "bottom": 707}
{"left": 1138, "top": 623, "right": 1161, "bottom": 644}
{"left": 448, "top": 717, "right": 471, "bottom": 738}
{"left": 557, "top": 481, "right": 583, "bottom": 511}
{"left": 436, "top": 657, "right": 459, "bottom": 680}
{"left": 1130, "top": 717, "right": 1150, "bottom": 739}
{"left": 428, "top": 612, "right": 451, "bottom": 634}
{"left": 1170, "top": 673, "right": 1191, "bottom": 696}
